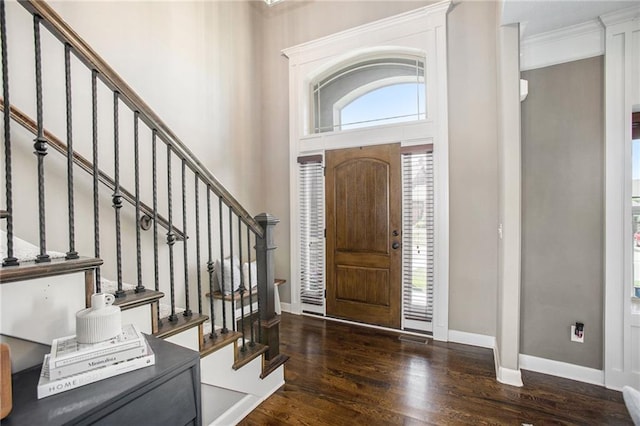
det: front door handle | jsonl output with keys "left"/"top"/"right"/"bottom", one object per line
{"left": 392, "top": 242, "right": 400, "bottom": 250}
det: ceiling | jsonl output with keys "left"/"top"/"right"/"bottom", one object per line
{"left": 501, "top": 0, "right": 638, "bottom": 38}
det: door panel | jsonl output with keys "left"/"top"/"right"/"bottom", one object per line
{"left": 326, "top": 143, "right": 401, "bottom": 328}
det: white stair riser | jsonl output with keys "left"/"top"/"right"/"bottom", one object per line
{"left": 200, "top": 344, "right": 284, "bottom": 397}
{"left": 121, "top": 305, "right": 153, "bottom": 335}
{"left": 0, "top": 273, "right": 85, "bottom": 344}
{"left": 165, "top": 326, "right": 200, "bottom": 352}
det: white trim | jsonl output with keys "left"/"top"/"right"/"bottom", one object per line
{"left": 448, "top": 330, "right": 495, "bottom": 349}
{"left": 493, "top": 346, "right": 523, "bottom": 387}
{"left": 279, "top": 302, "right": 292, "bottom": 313}
{"left": 302, "top": 312, "right": 432, "bottom": 339}
{"left": 432, "top": 17, "right": 449, "bottom": 342}
{"left": 520, "top": 20, "right": 604, "bottom": 71}
{"left": 519, "top": 354, "right": 604, "bottom": 387}
{"left": 209, "top": 379, "right": 284, "bottom": 426}
{"left": 497, "top": 366, "right": 524, "bottom": 387}
{"left": 603, "top": 6, "right": 640, "bottom": 391}
{"left": 282, "top": 1, "right": 451, "bottom": 63}
{"left": 599, "top": 5, "right": 640, "bottom": 27}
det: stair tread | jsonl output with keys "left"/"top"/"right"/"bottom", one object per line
{"left": 205, "top": 278, "right": 286, "bottom": 301}
{"left": 233, "top": 342, "right": 268, "bottom": 371}
{"left": 0, "top": 256, "right": 102, "bottom": 284}
{"left": 112, "top": 289, "right": 164, "bottom": 311}
{"left": 200, "top": 331, "right": 242, "bottom": 357}
{"left": 260, "top": 353, "right": 289, "bottom": 379}
{"left": 154, "top": 312, "right": 208, "bottom": 339}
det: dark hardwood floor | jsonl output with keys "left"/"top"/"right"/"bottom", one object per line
{"left": 240, "top": 313, "right": 632, "bottom": 425}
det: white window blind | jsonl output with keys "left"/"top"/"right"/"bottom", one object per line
{"left": 298, "top": 156, "right": 325, "bottom": 312}
{"left": 402, "top": 147, "right": 434, "bottom": 328}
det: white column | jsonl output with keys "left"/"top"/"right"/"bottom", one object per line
{"left": 496, "top": 22, "right": 523, "bottom": 387}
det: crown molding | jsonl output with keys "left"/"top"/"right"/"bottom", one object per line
{"left": 520, "top": 19, "right": 604, "bottom": 71}
{"left": 282, "top": 0, "right": 451, "bottom": 61}
{"left": 599, "top": 4, "right": 640, "bottom": 28}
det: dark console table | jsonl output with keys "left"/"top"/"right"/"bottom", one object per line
{"left": 3, "top": 334, "right": 201, "bottom": 425}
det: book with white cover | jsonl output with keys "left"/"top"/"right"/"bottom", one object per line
{"left": 48, "top": 324, "right": 143, "bottom": 377}
{"left": 37, "top": 337, "right": 155, "bottom": 399}
{"left": 48, "top": 341, "right": 148, "bottom": 379}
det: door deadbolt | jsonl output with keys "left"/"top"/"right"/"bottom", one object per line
{"left": 392, "top": 230, "right": 399, "bottom": 237}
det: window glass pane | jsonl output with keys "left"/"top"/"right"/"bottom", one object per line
{"left": 312, "top": 56, "right": 425, "bottom": 133}
{"left": 341, "top": 83, "right": 425, "bottom": 130}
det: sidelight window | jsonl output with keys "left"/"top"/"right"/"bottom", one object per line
{"left": 402, "top": 146, "right": 434, "bottom": 331}
{"left": 632, "top": 112, "right": 640, "bottom": 298}
{"left": 298, "top": 155, "right": 325, "bottom": 313}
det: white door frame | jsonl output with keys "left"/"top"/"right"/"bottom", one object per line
{"left": 602, "top": 5, "right": 640, "bottom": 390}
{"left": 283, "top": 1, "right": 451, "bottom": 341}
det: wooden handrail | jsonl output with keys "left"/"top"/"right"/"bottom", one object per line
{"left": 18, "top": 0, "right": 264, "bottom": 238}
{"left": 0, "top": 100, "right": 185, "bottom": 241}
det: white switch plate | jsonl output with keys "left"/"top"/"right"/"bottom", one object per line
{"left": 570, "top": 325, "right": 584, "bottom": 343}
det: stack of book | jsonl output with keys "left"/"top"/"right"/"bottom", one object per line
{"left": 37, "top": 324, "right": 155, "bottom": 399}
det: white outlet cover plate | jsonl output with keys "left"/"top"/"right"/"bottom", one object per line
{"left": 570, "top": 325, "right": 584, "bottom": 343}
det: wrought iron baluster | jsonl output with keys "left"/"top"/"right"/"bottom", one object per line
{"left": 228, "top": 207, "right": 235, "bottom": 331}
{"left": 91, "top": 70, "right": 101, "bottom": 291}
{"left": 207, "top": 188, "right": 216, "bottom": 338}
{"left": 247, "top": 227, "right": 255, "bottom": 346}
{"left": 182, "top": 159, "right": 192, "bottom": 317}
{"left": 112, "top": 92, "right": 124, "bottom": 297}
{"left": 219, "top": 197, "right": 227, "bottom": 333}
{"left": 152, "top": 130, "right": 160, "bottom": 324}
{"left": 64, "top": 44, "right": 78, "bottom": 260}
{"left": 167, "top": 145, "right": 178, "bottom": 322}
{"left": 134, "top": 112, "right": 144, "bottom": 293}
{"left": 194, "top": 174, "right": 203, "bottom": 315}
{"left": 33, "top": 14, "right": 49, "bottom": 263}
{"left": 238, "top": 216, "right": 246, "bottom": 352}
{"left": 1, "top": 0, "right": 18, "bottom": 267}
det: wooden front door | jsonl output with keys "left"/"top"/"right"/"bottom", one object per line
{"left": 325, "top": 143, "right": 402, "bottom": 328}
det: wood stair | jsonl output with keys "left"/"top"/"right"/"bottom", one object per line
{"left": 112, "top": 289, "right": 164, "bottom": 311}
{"left": 0, "top": 257, "right": 102, "bottom": 284}
{"left": 233, "top": 342, "right": 268, "bottom": 370}
{"left": 154, "top": 313, "right": 209, "bottom": 340}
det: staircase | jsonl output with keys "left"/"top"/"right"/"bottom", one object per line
{"left": 0, "top": 0, "right": 286, "bottom": 424}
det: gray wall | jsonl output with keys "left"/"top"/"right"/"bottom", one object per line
{"left": 521, "top": 56, "right": 604, "bottom": 369}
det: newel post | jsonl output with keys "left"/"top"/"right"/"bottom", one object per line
{"left": 255, "top": 212, "right": 280, "bottom": 361}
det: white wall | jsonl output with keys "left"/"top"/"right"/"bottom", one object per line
{"left": 2, "top": 0, "right": 265, "bottom": 312}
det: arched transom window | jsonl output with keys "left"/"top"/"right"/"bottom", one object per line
{"left": 311, "top": 55, "right": 425, "bottom": 133}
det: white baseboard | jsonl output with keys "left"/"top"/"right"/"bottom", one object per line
{"left": 448, "top": 329, "right": 496, "bottom": 349}
{"left": 493, "top": 346, "right": 523, "bottom": 387}
{"left": 279, "top": 302, "right": 291, "bottom": 313}
{"left": 497, "top": 365, "right": 524, "bottom": 387}
{"left": 519, "top": 354, "right": 604, "bottom": 386}
{"left": 209, "top": 378, "right": 284, "bottom": 425}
